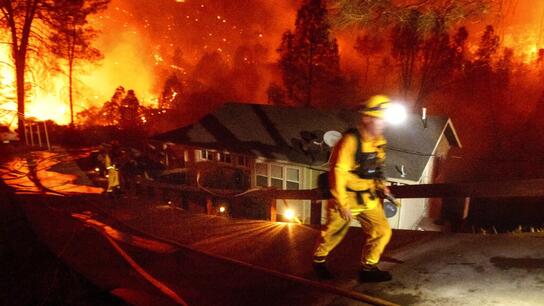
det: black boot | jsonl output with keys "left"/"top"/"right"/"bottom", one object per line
{"left": 358, "top": 265, "right": 392, "bottom": 283}
{"left": 313, "top": 261, "right": 333, "bottom": 280}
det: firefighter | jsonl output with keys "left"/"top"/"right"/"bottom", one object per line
{"left": 102, "top": 144, "right": 121, "bottom": 195}
{"left": 313, "top": 95, "right": 396, "bottom": 282}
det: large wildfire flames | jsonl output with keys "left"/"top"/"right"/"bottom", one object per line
{"left": 0, "top": 37, "right": 71, "bottom": 125}
{"left": 1, "top": 0, "right": 544, "bottom": 127}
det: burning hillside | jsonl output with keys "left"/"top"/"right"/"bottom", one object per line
{"left": 2, "top": 0, "right": 544, "bottom": 141}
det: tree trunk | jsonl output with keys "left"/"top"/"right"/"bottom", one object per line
{"left": 8, "top": 0, "right": 38, "bottom": 141}
{"left": 307, "top": 40, "right": 314, "bottom": 107}
{"left": 68, "top": 26, "right": 77, "bottom": 127}
{"left": 69, "top": 57, "right": 74, "bottom": 127}
{"left": 15, "top": 53, "right": 26, "bottom": 142}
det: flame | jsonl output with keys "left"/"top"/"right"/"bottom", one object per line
{"left": 0, "top": 0, "right": 299, "bottom": 127}
{"left": 0, "top": 30, "right": 87, "bottom": 126}
{"left": 2, "top": 0, "right": 543, "bottom": 129}
{"left": 0, "top": 41, "right": 17, "bottom": 128}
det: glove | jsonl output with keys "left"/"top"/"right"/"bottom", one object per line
{"left": 377, "top": 187, "right": 401, "bottom": 208}
{"left": 337, "top": 205, "right": 352, "bottom": 221}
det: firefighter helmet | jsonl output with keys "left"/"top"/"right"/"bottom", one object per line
{"left": 359, "top": 95, "right": 391, "bottom": 119}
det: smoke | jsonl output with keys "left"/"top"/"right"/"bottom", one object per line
{"left": 79, "top": 4, "right": 158, "bottom": 108}
{"left": 4, "top": 0, "right": 544, "bottom": 127}
{"left": 80, "top": 0, "right": 300, "bottom": 110}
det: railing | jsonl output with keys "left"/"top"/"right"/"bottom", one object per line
{"left": 390, "top": 179, "right": 544, "bottom": 198}
{"left": 24, "top": 120, "right": 51, "bottom": 150}
{"left": 134, "top": 177, "right": 544, "bottom": 225}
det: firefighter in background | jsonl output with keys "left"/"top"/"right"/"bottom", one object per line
{"left": 105, "top": 152, "right": 120, "bottom": 194}
{"left": 98, "top": 144, "right": 121, "bottom": 195}
{"left": 313, "top": 95, "right": 397, "bottom": 282}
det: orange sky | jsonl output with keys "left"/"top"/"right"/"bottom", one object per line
{"left": 80, "top": 0, "right": 544, "bottom": 109}
{"left": 2, "top": 0, "right": 544, "bottom": 126}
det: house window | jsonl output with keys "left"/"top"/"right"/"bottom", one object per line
{"left": 255, "top": 162, "right": 268, "bottom": 187}
{"left": 218, "top": 152, "right": 232, "bottom": 164}
{"left": 236, "top": 155, "right": 249, "bottom": 168}
{"left": 200, "top": 150, "right": 215, "bottom": 161}
{"left": 201, "top": 150, "right": 249, "bottom": 169}
{"left": 270, "top": 164, "right": 283, "bottom": 188}
{"left": 286, "top": 168, "right": 300, "bottom": 190}
{"left": 255, "top": 162, "right": 301, "bottom": 190}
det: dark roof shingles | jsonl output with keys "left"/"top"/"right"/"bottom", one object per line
{"left": 155, "top": 103, "right": 453, "bottom": 181}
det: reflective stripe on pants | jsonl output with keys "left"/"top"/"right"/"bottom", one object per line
{"left": 314, "top": 200, "right": 392, "bottom": 265}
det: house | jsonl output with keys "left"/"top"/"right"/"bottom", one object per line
{"left": 154, "top": 102, "right": 461, "bottom": 230}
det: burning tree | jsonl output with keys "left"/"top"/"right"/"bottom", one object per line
{"left": 102, "top": 85, "right": 124, "bottom": 126}
{"left": 77, "top": 85, "right": 122, "bottom": 126}
{"left": 47, "top": 0, "right": 108, "bottom": 127}
{"left": 160, "top": 74, "right": 184, "bottom": 110}
{"left": 230, "top": 44, "right": 262, "bottom": 102}
{"left": 277, "top": 0, "right": 343, "bottom": 107}
{"left": 119, "top": 89, "right": 141, "bottom": 131}
{"left": 354, "top": 33, "right": 385, "bottom": 91}
{"left": 390, "top": 9, "right": 423, "bottom": 100}
{"left": 0, "top": 0, "right": 109, "bottom": 137}
{"left": 330, "top": 0, "right": 492, "bottom": 107}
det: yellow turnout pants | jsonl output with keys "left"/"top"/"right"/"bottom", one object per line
{"left": 107, "top": 167, "right": 120, "bottom": 192}
{"left": 314, "top": 199, "right": 392, "bottom": 265}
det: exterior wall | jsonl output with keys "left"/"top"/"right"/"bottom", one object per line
{"left": 250, "top": 159, "right": 328, "bottom": 224}
{"left": 426, "top": 135, "right": 453, "bottom": 227}
{"left": 168, "top": 140, "right": 453, "bottom": 230}
{"left": 253, "top": 158, "right": 311, "bottom": 223}
{"left": 301, "top": 167, "right": 314, "bottom": 224}
{"left": 391, "top": 158, "right": 436, "bottom": 230}
{"left": 306, "top": 167, "right": 329, "bottom": 225}
{"left": 164, "top": 146, "right": 311, "bottom": 222}
{"left": 164, "top": 145, "right": 253, "bottom": 187}
{"left": 435, "top": 134, "right": 452, "bottom": 160}
{"left": 389, "top": 134, "right": 453, "bottom": 231}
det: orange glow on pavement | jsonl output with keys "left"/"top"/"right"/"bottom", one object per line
{"left": 0, "top": 151, "right": 104, "bottom": 195}
{"left": 71, "top": 211, "right": 178, "bottom": 253}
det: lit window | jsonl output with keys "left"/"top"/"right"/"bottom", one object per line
{"left": 256, "top": 162, "right": 268, "bottom": 187}
{"left": 286, "top": 167, "right": 300, "bottom": 190}
{"left": 200, "top": 150, "right": 215, "bottom": 161}
{"left": 255, "top": 162, "right": 267, "bottom": 175}
{"left": 286, "top": 168, "right": 299, "bottom": 181}
{"left": 218, "top": 152, "right": 226, "bottom": 162}
{"left": 214, "top": 152, "right": 233, "bottom": 164}
{"left": 271, "top": 165, "right": 283, "bottom": 179}
{"left": 254, "top": 163, "right": 300, "bottom": 190}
